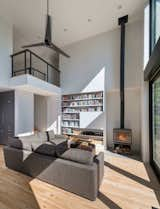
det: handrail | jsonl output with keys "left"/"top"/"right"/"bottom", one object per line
{"left": 11, "top": 49, "right": 60, "bottom": 73}
{"left": 10, "top": 50, "right": 27, "bottom": 57}
{"left": 31, "top": 67, "right": 46, "bottom": 77}
{"left": 14, "top": 67, "right": 46, "bottom": 77}
{"left": 11, "top": 49, "right": 61, "bottom": 87}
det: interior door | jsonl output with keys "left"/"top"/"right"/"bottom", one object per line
{"left": 0, "top": 91, "right": 14, "bottom": 145}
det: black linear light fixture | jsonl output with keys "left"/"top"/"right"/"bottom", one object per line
{"left": 22, "top": 0, "right": 70, "bottom": 58}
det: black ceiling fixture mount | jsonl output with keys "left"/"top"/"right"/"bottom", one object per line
{"left": 22, "top": 0, "right": 70, "bottom": 58}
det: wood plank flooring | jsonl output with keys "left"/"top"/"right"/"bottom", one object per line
{"left": 0, "top": 146, "right": 159, "bottom": 209}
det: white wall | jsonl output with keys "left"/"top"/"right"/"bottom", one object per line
{"left": 141, "top": 2, "right": 150, "bottom": 162}
{"left": 34, "top": 95, "right": 47, "bottom": 131}
{"left": 34, "top": 94, "right": 61, "bottom": 134}
{"left": 60, "top": 19, "right": 144, "bottom": 153}
{"left": 0, "top": 18, "right": 13, "bottom": 86}
{"left": 15, "top": 90, "right": 34, "bottom": 136}
{"left": 46, "top": 95, "right": 61, "bottom": 134}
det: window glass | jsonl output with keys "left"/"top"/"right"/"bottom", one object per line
{"left": 152, "top": 75, "right": 160, "bottom": 169}
{"left": 155, "top": 0, "right": 160, "bottom": 43}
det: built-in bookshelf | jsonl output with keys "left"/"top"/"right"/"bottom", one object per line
{"left": 61, "top": 91, "right": 103, "bottom": 135}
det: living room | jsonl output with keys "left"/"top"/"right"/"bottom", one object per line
{"left": 0, "top": 0, "right": 160, "bottom": 209}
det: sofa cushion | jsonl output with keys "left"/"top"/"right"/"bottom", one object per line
{"left": 19, "top": 132, "right": 47, "bottom": 143}
{"left": 50, "top": 138, "right": 67, "bottom": 146}
{"left": 47, "top": 130, "right": 55, "bottom": 140}
{"left": 37, "top": 131, "right": 48, "bottom": 142}
{"left": 8, "top": 137, "right": 32, "bottom": 151}
{"left": 50, "top": 138, "right": 68, "bottom": 155}
{"left": 31, "top": 141, "right": 56, "bottom": 157}
{"left": 60, "top": 148, "right": 94, "bottom": 165}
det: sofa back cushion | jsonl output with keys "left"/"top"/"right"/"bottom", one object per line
{"left": 36, "top": 131, "right": 48, "bottom": 142}
{"left": 60, "top": 148, "right": 94, "bottom": 165}
{"left": 47, "top": 130, "right": 55, "bottom": 140}
{"left": 19, "top": 132, "right": 48, "bottom": 143}
{"left": 8, "top": 132, "right": 48, "bottom": 151}
{"left": 31, "top": 142, "right": 56, "bottom": 157}
{"left": 8, "top": 137, "right": 32, "bottom": 151}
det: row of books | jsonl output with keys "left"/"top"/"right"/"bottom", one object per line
{"left": 62, "top": 121, "right": 79, "bottom": 128}
{"left": 63, "top": 100, "right": 102, "bottom": 107}
{"left": 63, "top": 114, "right": 79, "bottom": 120}
{"left": 62, "top": 128, "right": 73, "bottom": 134}
{"left": 63, "top": 107, "right": 103, "bottom": 113}
{"left": 62, "top": 92, "right": 103, "bottom": 101}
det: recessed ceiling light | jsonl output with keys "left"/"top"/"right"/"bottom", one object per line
{"left": 88, "top": 18, "right": 92, "bottom": 22}
{"left": 117, "top": 5, "right": 122, "bottom": 10}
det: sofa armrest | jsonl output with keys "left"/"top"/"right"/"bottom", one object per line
{"left": 94, "top": 152, "right": 104, "bottom": 188}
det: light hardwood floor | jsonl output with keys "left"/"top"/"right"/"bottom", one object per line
{"left": 0, "top": 147, "right": 160, "bottom": 209}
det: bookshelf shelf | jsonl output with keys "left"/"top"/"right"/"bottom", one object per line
{"left": 63, "top": 112, "right": 80, "bottom": 114}
{"left": 62, "top": 105, "right": 103, "bottom": 108}
{"left": 62, "top": 97, "right": 103, "bottom": 102}
{"left": 62, "top": 126, "right": 79, "bottom": 128}
{"left": 62, "top": 119, "right": 80, "bottom": 121}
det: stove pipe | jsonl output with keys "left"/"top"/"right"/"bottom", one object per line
{"left": 118, "top": 15, "right": 128, "bottom": 129}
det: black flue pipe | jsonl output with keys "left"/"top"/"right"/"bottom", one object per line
{"left": 118, "top": 15, "right": 128, "bottom": 129}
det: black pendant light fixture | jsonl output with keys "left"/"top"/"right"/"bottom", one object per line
{"left": 22, "top": 0, "right": 70, "bottom": 58}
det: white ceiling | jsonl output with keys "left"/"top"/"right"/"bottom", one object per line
{"left": 0, "top": 0, "right": 147, "bottom": 47}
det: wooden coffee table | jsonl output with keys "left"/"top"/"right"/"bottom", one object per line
{"left": 70, "top": 140, "right": 96, "bottom": 154}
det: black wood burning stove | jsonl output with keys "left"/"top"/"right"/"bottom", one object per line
{"left": 113, "top": 128, "right": 132, "bottom": 145}
{"left": 113, "top": 15, "right": 132, "bottom": 154}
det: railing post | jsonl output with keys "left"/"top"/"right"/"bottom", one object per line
{"left": 58, "top": 71, "right": 60, "bottom": 87}
{"left": 47, "top": 64, "right": 49, "bottom": 82}
{"left": 29, "top": 51, "right": 32, "bottom": 75}
{"left": 11, "top": 56, "right": 14, "bottom": 77}
{"left": 24, "top": 51, "right": 27, "bottom": 74}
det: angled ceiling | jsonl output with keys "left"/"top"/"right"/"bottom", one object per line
{"left": 0, "top": 0, "right": 147, "bottom": 47}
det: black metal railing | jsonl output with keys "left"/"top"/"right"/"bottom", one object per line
{"left": 11, "top": 49, "right": 60, "bottom": 87}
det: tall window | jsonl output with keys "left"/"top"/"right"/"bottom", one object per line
{"left": 155, "top": 0, "right": 160, "bottom": 42}
{"left": 152, "top": 75, "right": 160, "bottom": 171}
{"left": 150, "top": 0, "right": 160, "bottom": 51}
{"left": 148, "top": 0, "right": 160, "bottom": 178}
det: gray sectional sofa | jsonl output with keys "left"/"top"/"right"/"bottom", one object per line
{"left": 3, "top": 131, "right": 104, "bottom": 201}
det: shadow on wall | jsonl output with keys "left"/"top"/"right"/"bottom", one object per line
{"left": 79, "top": 112, "right": 104, "bottom": 130}
{"left": 86, "top": 112, "right": 104, "bottom": 130}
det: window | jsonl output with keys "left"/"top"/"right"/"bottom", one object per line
{"left": 155, "top": 0, "right": 160, "bottom": 43}
{"left": 151, "top": 74, "right": 160, "bottom": 173}
{"left": 150, "top": 0, "right": 160, "bottom": 52}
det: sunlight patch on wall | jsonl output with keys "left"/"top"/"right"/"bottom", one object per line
{"left": 17, "top": 132, "right": 34, "bottom": 137}
{"left": 81, "top": 67, "right": 105, "bottom": 93}
{"left": 144, "top": 3, "right": 149, "bottom": 69}
{"left": 47, "top": 115, "right": 61, "bottom": 134}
